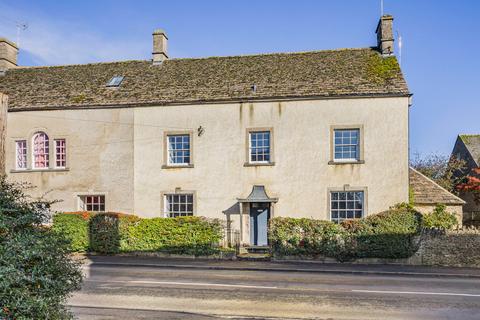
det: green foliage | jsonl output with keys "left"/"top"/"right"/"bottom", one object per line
{"left": 52, "top": 213, "right": 90, "bottom": 252}
{"left": 270, "top": 203, "right": 423, "bottom": 261}
{"left": 0, "top": 177, "right": 82, "bottom": 319}
{"left": 122, "top": 216, "right": 223, "bottom": 256}
{"left": 345, "top": 203, "right": 422, "bottom": 259}
{"left": 53, "top": 213, "right": 224, "bottom": 256}
{"left": 269, "top": 217, "right": 346, "bottom": 258}
{"left": 422, "top": 204, "right": 458, "bottom": 230}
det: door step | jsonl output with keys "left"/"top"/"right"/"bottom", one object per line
{"left": 246, "top": 245, "right": 270, "bottom": 254}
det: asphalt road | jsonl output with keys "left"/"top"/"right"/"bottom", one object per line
{"left": 70, "top": 259, "right": 480, "bottom": 320}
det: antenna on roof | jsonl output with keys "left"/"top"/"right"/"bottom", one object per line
{"left": 396, "top": 30, "right": 402, "bottom": 66}
{"left": 16, "top": 22, "right": 28, "bottom": 47}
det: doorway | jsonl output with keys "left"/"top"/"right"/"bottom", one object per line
{"left": 249, "top": 202, "right": 270, "bottom": 246}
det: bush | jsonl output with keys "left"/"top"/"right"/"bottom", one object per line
{"left": 52, "top": 212, "right": 91, "bottom": 252}
{"left": 422, "top": 204, "right": 458, "bottom": 230}
{"left": 122, "top": 216, "right": 223, "bottom": 256}
{"left": 0, "top": 178, "right": 82, "bottom": 319}
{"left": 269, "top": 203, "right": 423, "bottom": 261}
{"left": 344, "top": 203, "right": 423, "bottom": 259}
{"left": 53, "top": 213, "right": 223, "bottom": 256}
{"left": 269, "top": 217, "right": 346, "bottom": 258}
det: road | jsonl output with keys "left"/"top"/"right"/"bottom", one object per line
{"left": 70, "top": 258, "right": 480, "bottom": 320}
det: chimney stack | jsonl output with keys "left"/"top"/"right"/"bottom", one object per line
{"left": 152, "top": 29, "right": 168, "bottom": 64}
{"left": 0, "top": 37, "right": 18, "bottom": 71}
{"left": 376, "top": 15, "right": 394, "bottom": 56}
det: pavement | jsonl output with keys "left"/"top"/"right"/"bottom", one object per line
{"left": 70, "top": 255, "right": 480, "bottom": 320}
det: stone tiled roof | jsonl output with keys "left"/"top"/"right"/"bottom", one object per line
{"left": 409, "top": 168, "right": 465, "bottom": 205}
{"left": 0, "top": 47, "right": 409, "bottom": 111}
{"left": 460, "top": 135, "right": 480, "bottom": 167}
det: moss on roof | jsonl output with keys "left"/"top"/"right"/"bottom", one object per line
{"left": 0, "top": 48, "right": 409, "bottom": 110}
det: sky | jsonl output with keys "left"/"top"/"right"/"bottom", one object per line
{"left": 0, "top": 0, "right": 478, "bottom": 157}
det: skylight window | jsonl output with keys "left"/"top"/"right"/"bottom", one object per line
{"left": 106, "top": 75, "right": 124, "bottom": 87}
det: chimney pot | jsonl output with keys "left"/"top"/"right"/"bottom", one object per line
{"left": 0, "top": 37, "right": 18, "bottom": 71}
{"left": 152, "top": 29, "right": 168, "bottom": 64}
{"left": 376, "top": 15, "right": 394, "bottom": 56}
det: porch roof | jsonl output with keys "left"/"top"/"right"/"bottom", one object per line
{"left": 237, "top": 185, "right": 278, "bottom": 203}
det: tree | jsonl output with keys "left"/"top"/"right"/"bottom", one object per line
{"left": 410, "top": 152, "right": 467, "bottom": 194}
{"left": 457, "top": 168, "right": 480, "bottom": 205}
{"left": 0, "top": 177, "right": 82, "bottom": 319}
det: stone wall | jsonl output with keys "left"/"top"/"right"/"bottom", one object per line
{"left": 411, "top": 229, "right": 480, "bottom": 267}
{"left": 0, "top": 93, "right": 7, "bottom": 174}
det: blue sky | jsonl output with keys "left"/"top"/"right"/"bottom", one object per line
{"left": 0, "top": 0, "right": 478, "bottom": 157}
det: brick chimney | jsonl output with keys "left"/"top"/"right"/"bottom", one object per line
{"left": 376, "top": 15, "right": 394, "bottom": 56}
{"left": 0, "top": 37, "right": 18, "bottom": 70}
{"left": 152, "top": 29, "right": 168, "bottom": 64}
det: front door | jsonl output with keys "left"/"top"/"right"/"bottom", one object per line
{"left": 250, "top": 203, "right": 270, "bottom": 246}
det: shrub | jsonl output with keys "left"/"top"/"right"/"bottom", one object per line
{"left": 270, "top": 203, "right": 423, "bottom": 261}
{"left": 269, "top": 217, "right": 346, "bottom": 258}
{"left": 344, "top": 203, "right": 422, "bottom": 259}
{"left": 52, "top": 212, "right": 90, "bottom": 252}
{"left": 422, "top": 204, "right": 458, "bottom": 230}
{"left": 0, "top": 177, "right": 82, "bottom": 319}
{"left": 52, "top": 213, "right": 223, "bottom": 256}
{"left": 122, "top": 216, "right": 223, "bottom": 256}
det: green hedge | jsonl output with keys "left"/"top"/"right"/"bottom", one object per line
{"left": 52, "top": 213, "right": 90, "bottom": 252}
{"left": 53, "top": 212, "right": 223, "bottom": 256}
{"left": 270, "top": 203, "right": 423, "bottom": 261}
{"left": 422, "top": 204, "right": 458, "bottom": 230}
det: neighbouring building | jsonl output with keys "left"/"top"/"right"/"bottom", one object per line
{"left": 409, "top": 168, "right": 465, "bottom": 224}
{"left": 1, "top": 16, "right": 414, "bottom": 246}
{"left": 451, "top": 134, "right": 480, "bottom": 225}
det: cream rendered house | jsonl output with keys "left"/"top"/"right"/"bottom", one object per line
{"left": 0, "top": 16, "right": 411, "bottom": 246}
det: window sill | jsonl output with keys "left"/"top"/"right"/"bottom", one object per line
{"left": 328, "top": 160, "right": 365, "bottom": 165}
{"left": 244, "top": 162, "right": 275, "bottom": 167}
{"left": 10, "top": 168, "right": 70, "bottom": 173}
{"left": 161, "top": 164, "right": 194, "bottom": 169}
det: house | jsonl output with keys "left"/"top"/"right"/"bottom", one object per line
{"left": 0, "top": 15, "right": 413, "bottom": 246}
{"left": 409, "top": 167, "right": 465, "bottom": 223}
{"left": 451, "top": 134, "right": 480, "bottom": 225}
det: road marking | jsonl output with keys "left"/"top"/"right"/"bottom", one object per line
{"left": 352, "top": 289, "right": 480, "bottom": 297}
{"left": 86, "top": 279, "right": 278, "bottom": 289}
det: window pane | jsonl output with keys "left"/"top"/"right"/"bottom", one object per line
{"left": 330, "top": 191, "right": 364, "bottom": 223}
{"left": 168, "top": 135, "right": 191, "bottom": 165}
{"left": 165, "top": 193, "right": 194, "bottom": 217}
{"left": 249, "top": 131, "right": 271, "bottom": 163}
{"left": 333, "top": 129, "right": 360, "bottom": 161}
{"left": 33, "top": 132, "right": 49, "bottom": 168}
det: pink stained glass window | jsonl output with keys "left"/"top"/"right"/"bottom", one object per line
{"left": 33, "top": 132, "right": 49, "bottom": 168}
{"left": 55, "top": 139, "right": 66, "bottom": 168}
{"left": 16, "top": 140, "right": 27, "bottom": 169}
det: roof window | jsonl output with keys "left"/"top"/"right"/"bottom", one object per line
{"left": 106, "top": 75, "right": 124, "bottom": 87}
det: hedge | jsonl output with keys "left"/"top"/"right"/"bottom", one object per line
{"left": 270, "top": 203, "right": 424, "bottom": 261}
{"left": 53, "top": 212, "right": 224, "bottom": 256}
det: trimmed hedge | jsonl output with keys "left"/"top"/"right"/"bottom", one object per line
{"left": 53, "top": 212, "right": 223, "bottom": 256}
{"left": 270, "top": 203, "right": 423, "bottom": 261}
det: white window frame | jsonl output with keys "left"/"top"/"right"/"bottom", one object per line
{"left": 164, "top": 193, "right": 194, "bottom": 217}
{"left": 167, "top": 134, "right": 191, "bottom": 166}
{"left": 32, "top": 131, "right": 50, "bottom": 169}
{"left": 15, "top": 140, "right": 27, "bottom": 170}
{"left": 249, "top": 131, "right": 271, "bottom": 164}
{"left": 54, "top": 139, "right": 67, "bottom": 168}
{"left": 330, "top": 190, "right": 364, "bottom": 223}
{"left": 333, "top": 128, "right": 360, "bottom": 162}
{"left": 79, "top": 195, "right": 106, "bottom": 212}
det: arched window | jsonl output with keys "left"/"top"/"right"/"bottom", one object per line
{"left": 32, "top": 132, "right": 49, "bottom": 168}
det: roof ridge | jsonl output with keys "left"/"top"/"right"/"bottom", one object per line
{"left": 409, "top": 167, "right": 466, "bottom": 204}
{"left": 8, "top": 47, "right": 376, "bottom": 70}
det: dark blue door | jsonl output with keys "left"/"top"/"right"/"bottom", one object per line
{"left": 250, "top": 203, "right": 270, "bottom": 246}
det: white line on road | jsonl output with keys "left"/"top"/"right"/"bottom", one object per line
{"left": 352, "top": 289, "right": 480, "bottom": 297}
{"left": 86, "top": 279, "right": 279, "bottom": 289}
